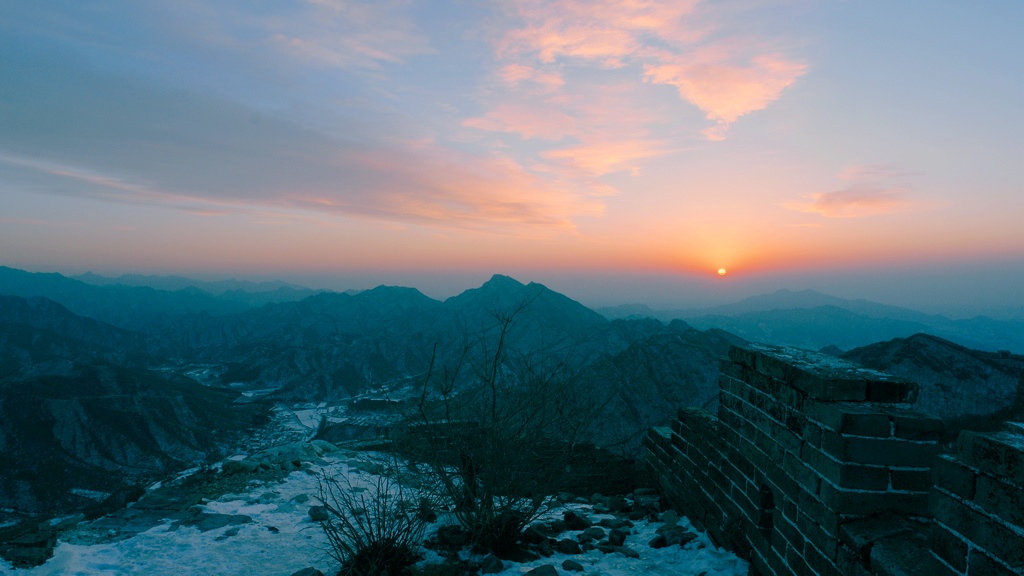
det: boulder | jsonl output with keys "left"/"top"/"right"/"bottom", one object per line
{"left": 597, "top": 518, "right": 631, "bottom": 530}
{"left": 557, "top": 538, "right": 582, "bottom": 554}
{"left": 614, "top": 546, "right": 640, "bottom": 559}
{"left": 480, "top": 554, "right": 504, "bottom": 574}
{"left": 521, "top": 525, "right": 547, "bottom": 544}
{"left": 290, "top": 568, "right": 324, "bottom": 576}
{"left": 307, "top": 506, "right": 329, "bottom": 522}
{"left": 525, "top": 565, "right": 558, "bottom": 576}
{"left": 608, "top": 528, "right": 627, "bottom": 547}
{"left": 562, "top": 559, "right": 585, "bottom": 572}
{"left": 655, "top": 524, "right": 697, "bottom": 546}
{"left": 563, "top": 510, "right": 592, "bottom": 530}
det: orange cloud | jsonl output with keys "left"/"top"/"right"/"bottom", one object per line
{"left": 498, "top": 64, "right": 565, "bottom": 90}
{"left": 463, "top": 103, "right": 579, "bottom": 141}
{"left": 788, "top": 165, "right": 917, "bottom": 218}
{"left": 485, "top": 0, "right": 805, "bottom": 141}
{"left": 541, "top": 138, "right": 674, "bottom": 176}
{"left": 643, "top": 52, "right": 807, "bottom": 139}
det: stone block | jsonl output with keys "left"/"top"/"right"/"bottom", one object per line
{"left": 837, "top": 544, "right": 876, "bottom": 576}
{"left": 728, "top": 346, "right": 759, "bottom": 369}
{"left": 719, "top": 359, "right": 745, "bottom": 380}
{"left": 802, "top": 443, "right": 889, "bottom": 491}
{"left": 932, "top": 454, "right": 976, "bottom": 501}
{"left": 968, "top": 549, "right": 1018, "bottom": 576}
{"left": 928, "top": 522, "right": 968, "bottom": 573}
{"left": 819, "top": 482, "right": 929, "bottom": 517}
{"left": 774, "top": 514, "right": 804, "bottom": 552}
{"left": 821, "top": 434, "right": 941, "bottom": 468}
{"left": 784, "top": 450, "right": 824, "bottom": 494}
{"left": 930, "top": 488, "right": 1024, "bottom": 569}
{"left": 838, "top": 514, "right": 917, "bottom": 562}
{"left": 974, "top": 472, "right": 1024, "bottom": 528}
{"left": 881, "top": 407, "right": 943, "bottom": 441}
{"left": 955, "top": 430, "right": 1024, "bottom": 486}
{"left": 889, "top": 468, "right": 933, "bottom": 493}
{"left": 796, "top": 507, "right": 840, "bottom": 556}
{"left": 869, "top": 531, "right": 957, "bottom": 576}
{"left": 865, "top": 378, "right": 918, "bottom": 404}
{"left": 803, "top": 537, "right": 843, "bottom": 576}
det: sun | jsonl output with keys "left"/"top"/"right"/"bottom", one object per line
{"left": 717, "top": 268, "right": 727, "bottom": 276}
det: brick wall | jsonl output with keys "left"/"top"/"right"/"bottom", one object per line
{"left": 645, "top": 344, "right": 1024, "bottom": 576}
{"left": 930, "top": 424, "right": 1024, "bottom": 575}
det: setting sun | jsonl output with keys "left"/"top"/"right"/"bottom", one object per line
{"left": 718, "top": 268, "right": 727, "bottom": 276}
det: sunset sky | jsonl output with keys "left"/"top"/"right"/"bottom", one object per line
{"left": 1, "top": 1, "right": 1022, "bottom": 316}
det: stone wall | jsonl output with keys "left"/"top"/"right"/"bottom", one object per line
{"left": 930, "top": 424, "right": 1024, "bottom": 575}
{"left": 645, "top": 344, "right": 1024, "bottom": 576}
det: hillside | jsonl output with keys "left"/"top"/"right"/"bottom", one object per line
{"left": 842, "top": 333, "right": 1024, "bottom": 426}
{"left": 608, "top": 289, "right": 1024, "bottom": 353}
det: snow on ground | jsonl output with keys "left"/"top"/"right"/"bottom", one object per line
{"left": 0, "top": 452, "right": 747, "bottom": 576}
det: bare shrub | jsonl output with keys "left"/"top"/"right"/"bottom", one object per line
{"left": 316, "top": 463, "right": 428, "bottom": 576}
{"left": 399, "top": 300, "right": 610, "bottom": 558}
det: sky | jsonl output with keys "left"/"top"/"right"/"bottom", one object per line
{"left": 1, "top": 1, "right": 1022, "bottom": 316}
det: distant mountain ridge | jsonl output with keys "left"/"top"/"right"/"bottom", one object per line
{"left": 842, "top": 333, "right": 1024, "bottom": 431}
{"left": 2, "top": 266, "right": 1024, "bottom": 523}
{"left": 599, "top": 288, "right": 1024, "bottom": 353}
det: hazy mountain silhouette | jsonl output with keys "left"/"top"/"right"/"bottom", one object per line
{"left": 600, "top": 289, "right": 1024, "bottom": 353}
{"left": 2, "top": 266, "right": 1023, "bottom": 522}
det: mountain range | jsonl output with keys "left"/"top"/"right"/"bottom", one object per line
{"left": 1, "top": 266, "right": 1022, "bottom": 521}
{"left": 599, "top": 288, "right": 1024, "bottom": 353}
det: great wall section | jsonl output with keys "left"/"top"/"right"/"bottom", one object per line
{"left": 644, "top": 344, "right": 1024, "bottom": 576}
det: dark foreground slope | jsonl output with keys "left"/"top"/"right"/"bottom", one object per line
{"left": 0, "top": 295, "right": 267, "bottom": 520}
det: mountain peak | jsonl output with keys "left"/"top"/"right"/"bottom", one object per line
{"left": 481, "top": 274, "right": 526, "bottom": 290}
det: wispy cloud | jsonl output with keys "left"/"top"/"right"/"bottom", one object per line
{"left": 788, "top": 165, "right": 917, "bottom": 218}
{"left": 269, "top": 0, "right": 433, "bottom": 69}
{"left": 477, "top": 0, "right": 806, "bottom": 143}
{"left": 0, "top": 50, "right": 596, "bottom": 233}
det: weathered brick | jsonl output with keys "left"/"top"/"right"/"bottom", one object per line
{"left": 719, "top": 359, "right": 746, "bottom": 380}
{"left": 798, "top": 489, "right": 840, "bottom": 536}
{"left": 821, "top": 434, "right": 941, "bottom": 467}
{"left": 785, "top": 540, "right": 816, "bottom": 576}
{"left": 749, "top": 345, "right": 870, "bottom": 401}
{"left": 774, "top": 514, "right": 804, "bottom": 552}
{"left": 864, "top": 377, "right": 918, "bottom": 403}
{"left": 890, "top": 468, "right": 933, "bottom": 493}
{"left": 974, "top": 472, "right": 1024, "bottom": 528}
{"left": 784, "top": 450, "right": 824, "bottom": 494}
{"left": 881, "top": 407, "right": 944, "bottom": 440}
{"left": 968, "top": 549, "right": 1018, "bottom": 576}
{"left": 838, "top": 514, "right": 918, "bottom": 562}
{"left": 932, "top": 454, "right": 977, "bottom": 500}
{"left": 930, "top": 488, "right": 1024, "bottom": 569}
{"left": 818, "top": 482, "right": 929, "bottom": 516}
{"left": 802, "top": 443, "right": 889, "bottom": 491}
{"left": 956, "top": 430, "right": 1024, "bottom": 486}
{"left": 836, "top": 544, "right": 874, "bottom": 576}
{"left": 870, "top": 532, "right": 956, "bottom": 576}
{"left": 803, "top": 536, "right": 843, "bottom": 576}
{"left": 728, "top": 346, "right": 759, "bottom": 369}
{"left": 929, "top": 522, "right": 968, "bottom": 573}
{"left": 743, "top": 366, "right": 806, "bottom": 410}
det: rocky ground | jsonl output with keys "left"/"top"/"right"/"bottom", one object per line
{"left": 1, "top": 439, "right": 748, "bottom": 576}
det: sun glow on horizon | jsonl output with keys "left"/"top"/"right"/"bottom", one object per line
{"left": 717, "top": 268, "right": 727, "bottom": 276}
